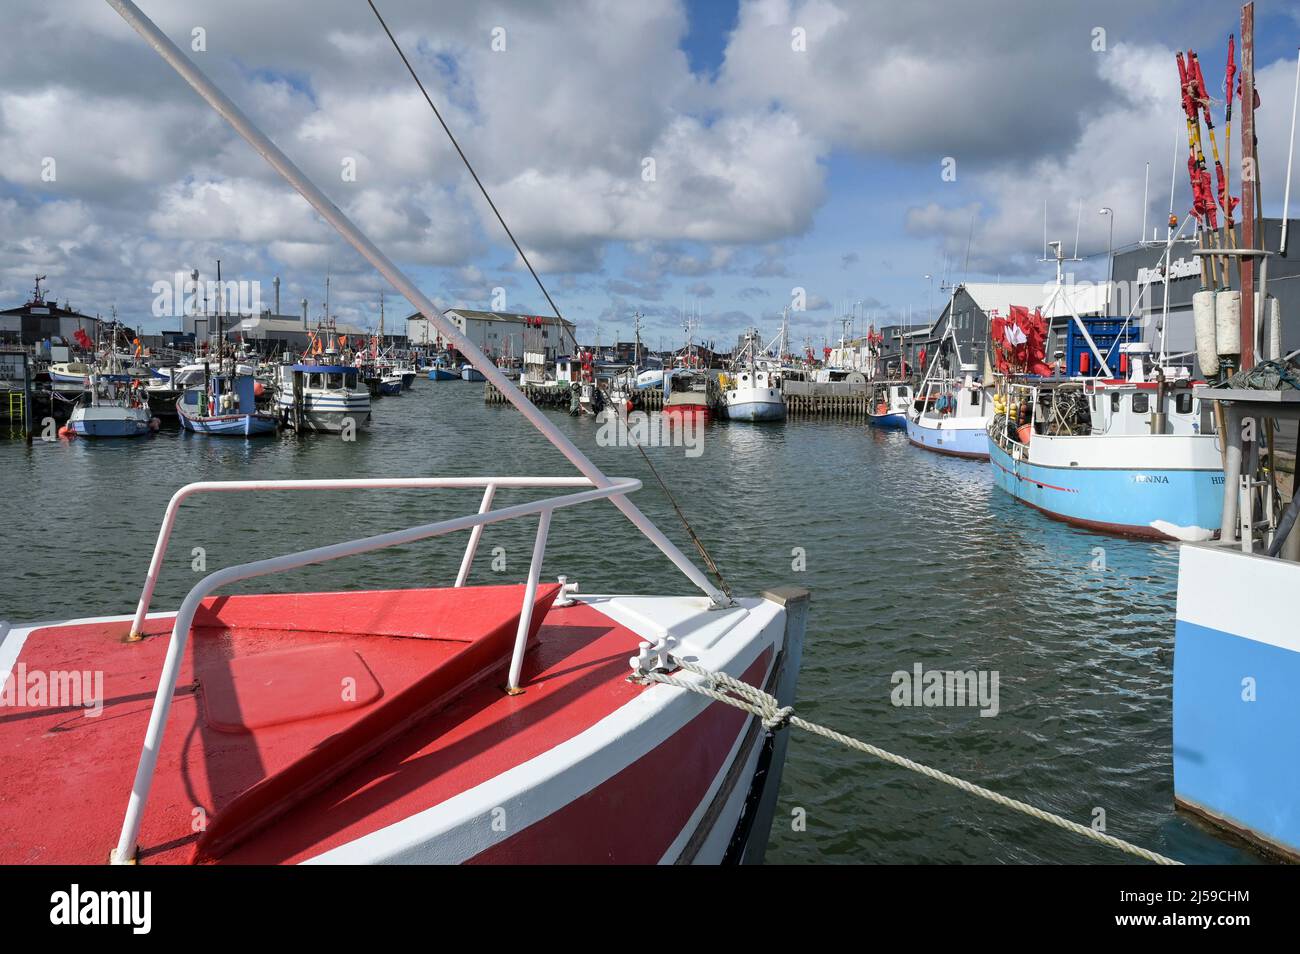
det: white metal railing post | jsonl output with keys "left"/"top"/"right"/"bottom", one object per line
{"left": 455, "top": 483, "right": 496, "bottom": 587}
{"left": 506, "top": 510, "right": 552, "bottom": 694}
{"left": 111, "top": 480, "right": 638, "bottom": 862}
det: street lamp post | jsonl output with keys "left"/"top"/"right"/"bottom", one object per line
{"left": 1099, "top": 208, "right": 1114, "bottom": 314}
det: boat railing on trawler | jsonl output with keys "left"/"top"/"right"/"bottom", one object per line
{"left": 113, "top": 474, "right": 641, "bottom": 864}
{"left": 104, "top": 0, "right": 749, "bottom": 866}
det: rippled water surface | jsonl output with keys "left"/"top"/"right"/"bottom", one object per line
{"left": 0, "top": 383, "right": 1257, "bottom": 864}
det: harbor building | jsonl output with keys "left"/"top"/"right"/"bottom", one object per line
{"left": 405, "top": 309, "right": 577, "bottom": 362}
{"left": 0, "top": 278, "right": 104, "bottom": 348}
{"left": 1109, "top": 217, "right": 1300, "bottom": 376}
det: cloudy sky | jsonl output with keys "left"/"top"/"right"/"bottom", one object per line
{"left": 3, "top": 0, "right": 1299, "bottom": 350}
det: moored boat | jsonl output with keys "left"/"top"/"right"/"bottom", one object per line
{"left": 274, "top": 363, "right": 371, "bottom": 433}
{"left": 65, "top": 373, "right": 155, "bottom": 438}
{"left": 906, "top": 365, "right": 990, "bottom": 459}
{"left": 177, "top": 370, "right": 277, "bottom": 436}
{"left": 867, "top": 380, "right": 913, "bottom": 429}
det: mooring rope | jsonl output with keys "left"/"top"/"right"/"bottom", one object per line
{"left": 635, "top": 652, "right": 1182, "bottom": 865}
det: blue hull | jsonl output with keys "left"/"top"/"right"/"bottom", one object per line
{"left": 988, "top": 439, "right": 1221, "bottom": 538}
{"left": 379, "top": 381, "right": 402, "bottom": 396}
{"left": 868, "top": 412, "right": 907, "bottom": 429}
{"left": 1174, "top": 545, "right": 1300, "bottom": 859}
{"left": 726, "top": 400, "right": 785, "bottom": 422}
{"left": 905, "top": 418, "right": 989, "bottom": 459}
{"left": 427, "top": 369, "right": 458, "bottom": 381}
{"left": 1173, "top": 619, "right": 1300, "bottom": 857}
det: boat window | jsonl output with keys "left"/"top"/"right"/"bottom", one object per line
{"left": 970, "top": 390, "right": 980, "bottom": 406}
{"left": 1110, "top": 392, "right": 1120, "bottom": 412}
{"left": 344, "top": 372, "right": 357, "bottom": 388}
{"left": 1175, "top": 391, "right": 1193, "bottom": 414}
{"left": 1132, "top": 393, "right": 1149, "bottom": 414}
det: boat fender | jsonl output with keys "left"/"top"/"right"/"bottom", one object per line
{"left": 57, "top": 424, "right": 74, "bottom": 439}
{"left": 150, "top": 417, "right": 161, "bottom": 431}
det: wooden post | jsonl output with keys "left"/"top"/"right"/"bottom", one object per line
{"left": 1240, "top": 2, "right": 1256, "bottom": 370}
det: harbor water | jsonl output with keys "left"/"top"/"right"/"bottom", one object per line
{"left": 0, "top": 384, "right": 1257, "bottom": 864}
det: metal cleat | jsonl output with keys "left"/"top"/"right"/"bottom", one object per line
{"left": 555, "top": 575, "right": 580, "bottom": 607}
{"left": 628, "top": 636, "right": 677, "bottom": 681}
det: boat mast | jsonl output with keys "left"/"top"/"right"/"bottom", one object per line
{"left": 105, "top": 0, "right": 726, "bottom": 606}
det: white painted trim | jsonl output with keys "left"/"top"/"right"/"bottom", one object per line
{"left": 1177, "top": 544, "right": 1300, "bottom": 652}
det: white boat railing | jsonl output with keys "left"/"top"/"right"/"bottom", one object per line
{"left": 113, "top": 473, "right": 640, "bottom": 864}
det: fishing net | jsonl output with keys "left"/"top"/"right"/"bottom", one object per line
{"left": 1213, "top": 358, "right": 1300, "bottom": 391}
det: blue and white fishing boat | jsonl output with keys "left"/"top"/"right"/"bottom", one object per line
{"left": 907, "top": 365, "right": 990, "bottom": 459}
{"left": 274, "top": 363, "right": 371, "bottom": 433}
{"left": 867, "top": 381, "right": 913, "bottom": 429}
{"left": 66, "top": 373, "right": 154, "bottom": 438}
{"left": 177, "top": 370, "right": 276, "bottom": 436}
{"left": 987, "top": 241, "right": 1222, "bottom": 540}
{"left": 905, "top": 291, "right": 990, "bottom": 458}
{"left": 988, "top": 350, "right": 1221, "bottom": 538}
{"left": 426, "top": 354, "right": 458, "bottom": 380}
{"left": 47, "top": 360, "right": 94, "bottom": 385}
{"left": 461, "top": 363, "right": 486, "bottom": 382}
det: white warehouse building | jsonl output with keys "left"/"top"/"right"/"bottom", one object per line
{"left": 405, "top": 309, "right": 577, "bottom": 361}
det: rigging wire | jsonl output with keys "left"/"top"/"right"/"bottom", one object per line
{"left": 366, "top": 0, "right": 733, "bottom": 598}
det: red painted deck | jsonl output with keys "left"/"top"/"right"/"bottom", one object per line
{"left": 0, "top": 584, "right": 662, "bottom": 865}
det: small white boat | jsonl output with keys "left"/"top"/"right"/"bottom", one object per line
{"left": 907, "top": 364, "right": 990, "bottom": 460}
{"left": 721, "top": 330, "right": 786, "bottom": 422}
{"left": 47, "top": 361, "right": 93, "bottom": 384}
{"left": 275, "top": 363, "right": 371, "bottom": 433}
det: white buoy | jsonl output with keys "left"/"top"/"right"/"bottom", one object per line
{"left": 1193, "top": 290, "right": 1219, "bottom": 376}
{"left": 1215, "top": 290, "right": 1241, "bottom": 358}
{"left": 1257, "top": 293, "right": 1282, "bottom": 362}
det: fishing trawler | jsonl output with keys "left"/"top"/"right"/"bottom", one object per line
{"left": 177, "top": 368, "right": 277, "bottom": 436}
{"left": 720, "top": 330, "right": 785, "bottom": 422}
{"left": 0, "top": 1, "right": 809, "bottom": 868}
{"left": 65, "top": 372, "right": 154, "bottom": 438}
{"left": 274, "top": 362, "right": 371, "bottom": 433}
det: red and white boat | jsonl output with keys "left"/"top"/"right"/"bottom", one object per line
{"left": 0, "top": 0, "right": 808, "bottom": 867}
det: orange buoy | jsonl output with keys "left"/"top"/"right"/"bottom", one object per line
{"left": 253, "top": 381, "right": 265, "bottom": 398}
{"left": 57, "top": 425, "right": 74, "bottom": 439}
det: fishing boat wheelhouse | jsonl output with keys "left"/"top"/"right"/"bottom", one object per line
{"left": 274, "top": 363, "right": 371, "bottom": 433}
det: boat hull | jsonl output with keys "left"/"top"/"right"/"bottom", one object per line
{"left": 274, "top": 396, "right": 371, "bottom": 433}
{"left": 1174, "top": 544, "right": 1300, "bottom": 860}
{"left": 988, "top": 437, "right": 1222, "bottom": 539}
{"left": 379, "top": 379, "right": 403, "bottom": 396}
{"left": 906, "top": 416, "right": 990, "bottom": 459}
{"left": 0, "top": 587, "right": 807, "bottom": 865}
{"left": 867, "top": 412, "right": 907, "bottom": 429}
{"left": 178, "top": 404, "right": 277, "bottom": 436}
{"left": 427, "top": 368, "right": 458, "bottom": 381}
{"left": 723, "top": 387, "right": 785, "bottom": 422}
{"left": 461, "top": 368, "right": 486, "bottom": 382}
{"left": 67, "top": 406, "right": 152, "bottom": 438}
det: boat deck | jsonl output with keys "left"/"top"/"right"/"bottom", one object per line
{"left": 0, "top": 584, "right": 667, "bottom": 864}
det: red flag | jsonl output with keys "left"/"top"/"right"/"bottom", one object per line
{"left": 73, "top": 328, "right": 93, "bottom": 350}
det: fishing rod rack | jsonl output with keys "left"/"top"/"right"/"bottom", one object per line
{"left": 115, "top": 473, "right": 642, "bottom": 864}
